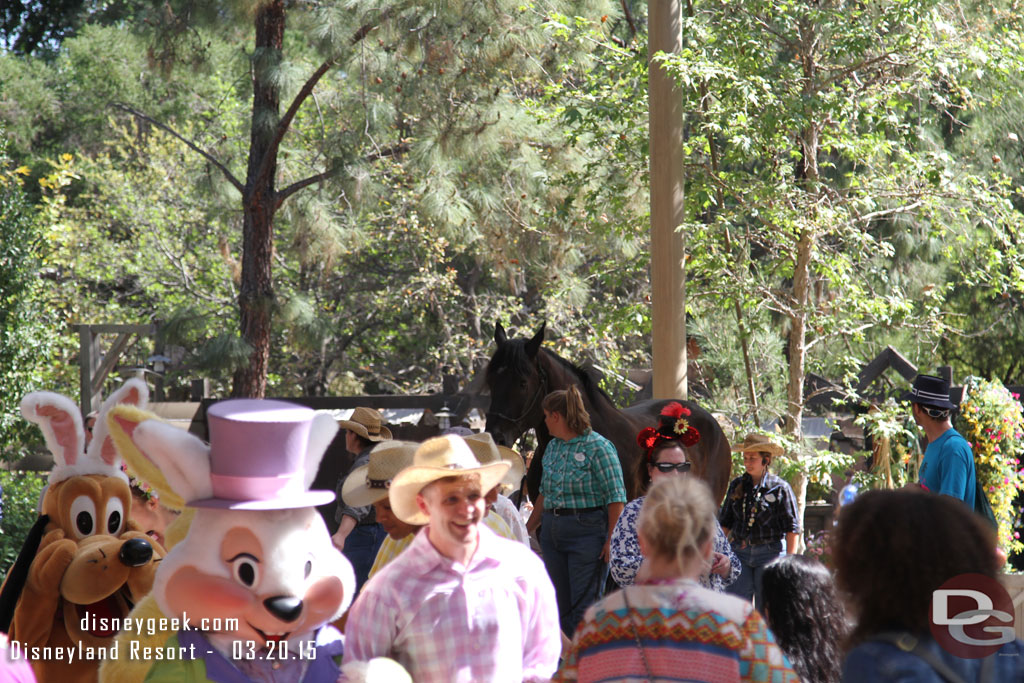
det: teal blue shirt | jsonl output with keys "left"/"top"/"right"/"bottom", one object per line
{"left": 920, "top": 428, "right": 976, "bottom": 508}
{"left": 540, "top": 430, "right": 627, "bottom": 508}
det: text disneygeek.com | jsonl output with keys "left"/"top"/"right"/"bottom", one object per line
{"left": 8, "top": 613, "right": 240, "bottom": 663}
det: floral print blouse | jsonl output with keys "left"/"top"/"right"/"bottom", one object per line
{"left": 609, "top": 496, "right": 740, "bottom": 591}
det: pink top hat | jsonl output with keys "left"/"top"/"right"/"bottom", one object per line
{"left": 190, "top": 399, "right": 335, "bottom": 510}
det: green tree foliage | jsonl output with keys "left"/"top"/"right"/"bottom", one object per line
{"left": 98, "top": 0, "right": 626, "bottom": 396}
{"left": 935, "top": 36, "right": 1024, "bottom": 384}
{"left": 654, "top": 0, "right": 1023, "bottom": 439}
{"left": 0, "top": 139, "right": 55, "bottom": 454}
{"left": 0, "top": 471, "right": 48, "bottom": 574}
{"left": 0, "top": 0, "right": 142, "bottom": 56}
{"left": 531, "top": 1, "right": 1024, "bottom": 535}
{"left": 3, "top": 0, "right": 1024, "bottom": 433}
{"left": 4, "top": 0, "right": 647, "bottom": 398}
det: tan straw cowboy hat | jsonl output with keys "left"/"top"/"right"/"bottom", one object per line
{"left": 731, "top": 433, "right": 784, "bottom": 457}
{"left": 389, "top": 435, "right": 511, "bottom": 525}
{"left": 462, "top": 432, "right": 525, "bottom": 487}
{"left": 336, "top": 406, "right": 393, "bottom": 441}
{"left": 341, "top": 440, "right": 419, "bottom": 507}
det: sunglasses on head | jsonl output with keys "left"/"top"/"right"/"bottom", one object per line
{"left": 653, "top": 462, "right": 691, "bottom": 473}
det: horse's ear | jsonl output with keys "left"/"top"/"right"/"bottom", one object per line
{"left": 525, "top": 323, "right": 546, "bottom": 358}
{"left": 494, "top": 321, "right": 508, "bottom": 346}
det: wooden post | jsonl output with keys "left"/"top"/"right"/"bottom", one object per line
{"left": 72, "top": 324, "right": 157, "bottom": 416}
{"left": 78, "top": 326, "right": 99, "bottom": 416}
{"left": 649, "top": 0, "right": 687, "bottom": 400}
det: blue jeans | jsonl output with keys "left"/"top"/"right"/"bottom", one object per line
{"left": 726, "top": 540, "right": 784, "bottom": 611}
{"left": 342, "top": 523, "right": 387, "bottom": 594}
{"left": 539, "top": 509, "right": 608, "bottom": 636}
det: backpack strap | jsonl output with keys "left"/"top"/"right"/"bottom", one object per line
{"left": 871, "top": 632, "right": 996, "bottom": 683}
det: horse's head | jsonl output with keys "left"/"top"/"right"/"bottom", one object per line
{"left": 484, "top": 322, "right": 547, "bottom": 447}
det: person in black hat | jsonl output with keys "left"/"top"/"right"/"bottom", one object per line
{"left": 903, "top": 374, "right": 976, "bottom": 508}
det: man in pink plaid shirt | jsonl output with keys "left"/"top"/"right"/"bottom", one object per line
{"left": 343, "top": 435, "right": 561, "bottom": 682}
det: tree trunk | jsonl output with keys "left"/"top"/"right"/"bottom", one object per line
{"left": 786, "top": 222, "right": 813, "bottom": 551}
{"left": 784, "top": 15, "right": 820, "bottom": 551}
{"left": 785, "top": 218, "right": 814, "bottom": 440}
{"left": 232, "top": 0, "right": 285, "bottom": 398}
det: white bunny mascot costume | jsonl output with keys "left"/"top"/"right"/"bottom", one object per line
{"left": 109, "top": 398, "right": 355, "bottom": 682}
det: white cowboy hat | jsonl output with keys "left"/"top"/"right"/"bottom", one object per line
{"left": 462, "top": 432, "right": 525, "bottom": 487}
{"left": 341, "top": 440, "right": 419, "bottom": 508}
{"left": 389, "top": 435, "right": 511, "bottom": 525}
{"left": 336, "top": 406, "right": 393, "bottom": 442}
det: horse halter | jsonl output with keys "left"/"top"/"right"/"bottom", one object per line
{"left": 485, "top": 362, "right": 548, "bottom": 436}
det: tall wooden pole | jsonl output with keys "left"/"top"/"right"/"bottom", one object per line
{"left": 649, "top": 0, "right": 687, "bottom": 400}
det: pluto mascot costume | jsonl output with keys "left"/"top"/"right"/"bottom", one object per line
{"left": 0, "top": 379, "right": 163, "bottom": 683}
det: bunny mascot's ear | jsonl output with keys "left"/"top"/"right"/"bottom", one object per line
{"left": 304, "top": 412, "right": 339, "bottom": 490}
{"left": 20, "top": 391, "right": 86, "bottom": 484}
{"left": 88, "top": 377, "right": 149, "bottom": 474}
{"left": 108, "top": 404, "right": 188, "bottom": 511}
{"left": 110, "top": 412, "right": 213, "bottom": 504}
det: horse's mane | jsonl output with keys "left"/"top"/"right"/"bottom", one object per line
{"left": 543, "top": 349, "right": 615, "bottom": 406}
{"left": 488, "top": 337, "right": 615, "bottom": 408}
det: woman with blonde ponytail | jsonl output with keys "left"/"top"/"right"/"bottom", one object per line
{"left": 556, "top": 477, "right": 798, "bottom": 683}
{"left": 527, "top": 385, "right": 627, "bottom": 637}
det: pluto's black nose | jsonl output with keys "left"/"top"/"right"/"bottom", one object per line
{"left": 119, "top": 537, "right": 153, "bottom": 567}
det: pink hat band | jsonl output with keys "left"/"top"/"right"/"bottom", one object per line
{"left": 209, "top": 472, "right": 305, "bottom": 500}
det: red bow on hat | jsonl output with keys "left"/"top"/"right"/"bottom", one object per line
{"left": 659, "top": 402, "right": 701, "bottom": 447}
{"left": 637, "top": 402, "right": 702, "bottom": 460}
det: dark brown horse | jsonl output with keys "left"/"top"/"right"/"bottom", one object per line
{"left": 485, "top": 322, "right": 732, "bottom": 505}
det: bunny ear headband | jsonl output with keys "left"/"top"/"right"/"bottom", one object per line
{"left": 20, "top": 378, "right": 149, "bottom": 485}
{"left": 637, "top": 402, "right": 701, "bottom": 460}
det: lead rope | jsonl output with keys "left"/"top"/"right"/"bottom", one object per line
{"left": 621, "top": 588, "right": 654, "bottom": 682}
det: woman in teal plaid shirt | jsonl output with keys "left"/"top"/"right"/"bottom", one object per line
{"left": 527, "top": 385, "right": 627, "bottom": 636}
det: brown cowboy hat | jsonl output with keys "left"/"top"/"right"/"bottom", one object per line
{"left": 389, "top": 435, "right": 510, "bottom": 525}
{"left": 336, "top": 406, "right": 393, "bottom": 442}
{"left": 341, "top": 440, "right": 419, "bottom": 508}
{"left": 731, "top": 433, "right": 784, "bottom": 457}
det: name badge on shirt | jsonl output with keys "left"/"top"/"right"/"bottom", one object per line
{"left": 574, "top": 453, "right": 585, "bottom": 462}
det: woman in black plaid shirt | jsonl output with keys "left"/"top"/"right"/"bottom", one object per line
{"left": 718, "top": 433, "right": 800, "bottom": 611}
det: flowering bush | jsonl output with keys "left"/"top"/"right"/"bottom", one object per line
{"left": 957, "top": 377, "right": 1024, "bottom": 556}
{"left": 803, "top": 530, "right": 833, "bottom": 569}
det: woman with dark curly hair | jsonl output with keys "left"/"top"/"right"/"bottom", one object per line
{"left": 835, "top": 488, "right": 1024, "bottom": 681}
{"left": 761, "top": 555, "right": 847, "bottom": 683}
